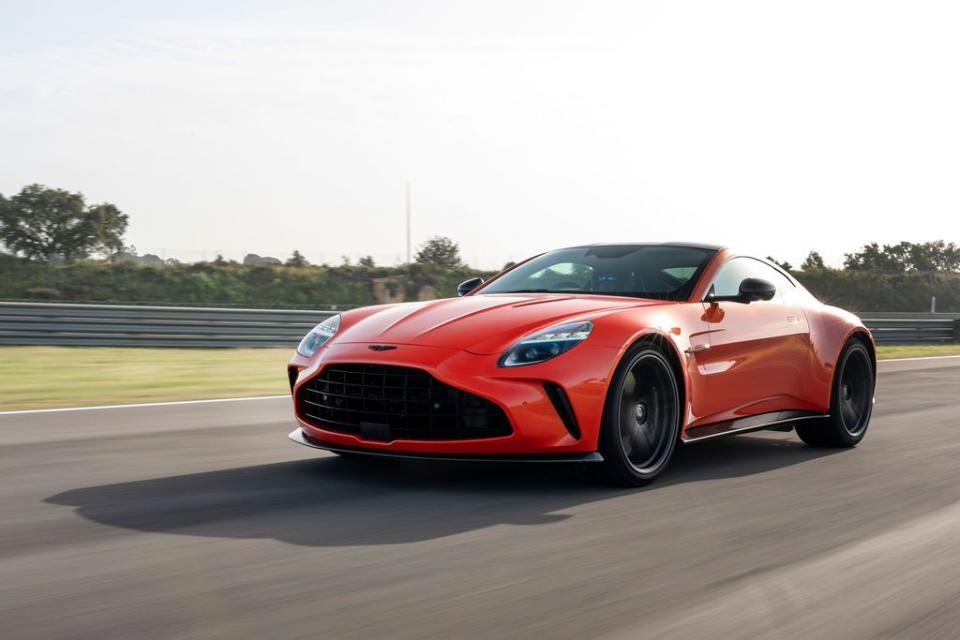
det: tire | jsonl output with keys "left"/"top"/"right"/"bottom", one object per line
{"left": 595, "top": 343, "right": 682, "bottom": 486}
{"left": 796, "top": 338, "right": 874, "bottom": 447}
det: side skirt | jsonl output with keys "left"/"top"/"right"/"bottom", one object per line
{"left": 681, "top": 410, "right": 828, "bottom": 443}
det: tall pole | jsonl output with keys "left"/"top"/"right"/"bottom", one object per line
{"left": 405, "top": 182, "right": 411, "bottom": 264}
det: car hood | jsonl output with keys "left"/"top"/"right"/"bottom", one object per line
{"left": 335, "top": 294, "right": 667, "bottom": 354}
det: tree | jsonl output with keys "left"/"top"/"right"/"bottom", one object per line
{"left": 0, "top": 184, "right": 128, "bottom": 260}
{"left": 801, "top": 251, "right": 826, "bottom": 270}
{"left": 0, "top": 193, "right": 7, "bottom": 254}
{"left": 904, "top": 240, "right": 960, "bottom": 271}
{"left": 358, "top": 255, "right": 376, "bottom": 268}
{"left": 243, "top": 253, "right": 281, "bottom": 266}
{"left": 416, "top": 236, "right": 461, "bottom": 268}
{"left": 112, "top": 245, "right": 164, "bottom": 266}
{"left": 286, "top": 250, "right": 309, "bottom": 267}
{"left": 844, "top": 242, "right": 905, "bottom": 272}
{"left": 844, "top": 241, "right": 960, "bottom": 272}
{"left": 766, "top": 256, "right": 793, "bottom": 271}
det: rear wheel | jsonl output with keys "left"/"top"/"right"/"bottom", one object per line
{"left": 595, "top": 344, "right": 681, "bottom": 486}
{"left": 796, "top": 339, "right": 874, "bottom": 447}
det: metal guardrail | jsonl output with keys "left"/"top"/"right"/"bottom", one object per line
{"left": 860, "top": 312, "right": 959, "bottom": 344}
{"left": 0, "top": 302, "right": 955, "bottom": 347}
{"left": 0, "top": 302, "right": 335, "bottom": 347}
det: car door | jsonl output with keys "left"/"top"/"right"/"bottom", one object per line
{"left": 693, "top": 257, "right": 814, "bottom": 424}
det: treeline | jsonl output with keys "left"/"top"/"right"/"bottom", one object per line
{"left": 3, "top": 183, "right": 960, "bottom": 311}
{"left": 0, "top": 254, "right": 491, "bottom": 308}
{"left": 795, "top": 269, "right": 960, "bottom": 312}
{"left": 3, "top": 253, "right": 960, "bottom": 311}
{"left": 0, "top": 183, "right": 488, "bottom": 307}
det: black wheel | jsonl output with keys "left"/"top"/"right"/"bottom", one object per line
{"left": 796, "top": 339, "right": 874, "bottom": 447}
{"left": 595, "top": 343, "right": 681, "bottom": 486}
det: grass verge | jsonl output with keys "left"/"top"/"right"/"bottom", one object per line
{"left": 875, "top": 344, "right": 960, "bottom": 360}
{"left": 0, "top": 343, "right": 957, "bottom": 412}
{"left": 0, "top": 347, "right": 291, "bottom": 411}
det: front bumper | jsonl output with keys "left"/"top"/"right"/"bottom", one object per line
{"left": 289, "top": 341, "right": 619, "bottom": 456}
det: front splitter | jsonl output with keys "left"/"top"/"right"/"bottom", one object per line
{"left": 289, "top": 428, "right": 604, "bottom": 463}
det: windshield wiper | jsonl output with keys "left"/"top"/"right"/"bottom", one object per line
{"left": 493, "top": 289, "right": 574, "bottom": 294}
{"left": 489, "top": 290, "right": 669, "bottom": 300}
{"left": 494, "top": 288, "right": 549, "bottom": 293}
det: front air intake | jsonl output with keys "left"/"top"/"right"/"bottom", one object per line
{"left": 543, "top": 382, "right": 581, "bottom": 439}
{"left": 297, "top": 364, "right": 512, "bottom": 441}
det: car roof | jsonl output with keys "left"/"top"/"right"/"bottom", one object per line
{"left": 559, "top": 242, "right": 725, "bottom": 252}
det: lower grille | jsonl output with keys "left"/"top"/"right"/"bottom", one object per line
{"left": 297, "top": 364, "right": 513, "bottom": 441}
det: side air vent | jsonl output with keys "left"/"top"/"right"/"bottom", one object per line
{"left": 543, "top": 382, "right": 581, "bottom": 439}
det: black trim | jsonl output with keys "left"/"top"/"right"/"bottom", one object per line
{"left": 682, "top": 410, "right": 827, "bottom": 442}
{"left": 543, "top": 382, "right": 581, "bottom": 439}
{"left": 289, "top": 429, "right": 604, "bottom": 463}
{"left": 564, "top": 241, "right": 724, "bottom": 251}
{"left": 297, "top": 363, "right": 512, "bottom": 441}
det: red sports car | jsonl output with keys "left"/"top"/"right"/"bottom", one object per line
{"left": 288, "top": 243, "right": 875, "bottom": 485}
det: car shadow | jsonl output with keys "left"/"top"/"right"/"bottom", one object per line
{"left": 46, "top": 434, "right": 843, "bottom": 547}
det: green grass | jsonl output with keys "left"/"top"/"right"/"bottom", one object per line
{"left": 0, "top": 343, "right": 957, "bottom": 412}
{"left": 876, "top": 344, "right": 960, "bottom": 360}
{"left": 0, "top": 347, "right": 292, "bottom": 411}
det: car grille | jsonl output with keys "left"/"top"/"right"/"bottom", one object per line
{"left": 297, "top": 364, "right": 513, "bottom": 441}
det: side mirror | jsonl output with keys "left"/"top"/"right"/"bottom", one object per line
{"left": 739, "top": 277, "right": 776, "bottom": 302}
{"left": 707, "top": 277, "right": 776, "bottom": 304}
{"left": 457, "top": 277, "right": 484, "bottom": 296}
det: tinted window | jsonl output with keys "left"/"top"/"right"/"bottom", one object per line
{"left": 480, "top": 245, "right": 716, "bottom": 301}
{"left": 709, "top": 257, "right": 794, "bottom": 300}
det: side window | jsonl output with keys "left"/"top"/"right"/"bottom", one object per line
{"left": 765, "top": 267, "right": 797, "bottom": 301}
{"left": 708, "top": 258, "right": 794, "bottom": 301}
{"left": 709, "top": 258, "right": 756, "bottom": 298}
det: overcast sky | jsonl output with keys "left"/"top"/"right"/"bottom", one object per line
{"left": 1, "top": 1, "right": 958, "bottom": 268}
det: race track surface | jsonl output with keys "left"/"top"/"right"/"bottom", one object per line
{"left": 3, "top": 358, "right": 960, "bottom": 639}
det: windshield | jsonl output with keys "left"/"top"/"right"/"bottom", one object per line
{"left": 479, "top": 245, "right": 716, "bottom": 300}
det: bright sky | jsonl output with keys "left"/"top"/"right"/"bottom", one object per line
{"left": 1, "top": 1, "right": 958, "bottom": 269}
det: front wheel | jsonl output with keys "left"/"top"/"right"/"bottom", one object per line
{"left": 595, "top": 344, "right": 681, "bottom": 486}
{"left": 796, "top": 339, "right": 874, "bottom": 447}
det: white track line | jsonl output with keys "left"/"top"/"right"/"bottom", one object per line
{"left": 0, "top": 395, "right": 289, "bottom": 416}
{"left": 1, "top": 354, "right": 957, "bottom": 416}
{"left": 878, "top": 354, "right": 960, "bottom": 363}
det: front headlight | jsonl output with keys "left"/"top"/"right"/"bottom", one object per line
{"left": 297, "top": 314, "right": 340, "bottom": 357}
{"left": 498, "top": 320, "right": 593, "bottom": 367}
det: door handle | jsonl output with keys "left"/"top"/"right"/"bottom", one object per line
{"left": 685, "top": 344, "right": 710, "bottom": 354}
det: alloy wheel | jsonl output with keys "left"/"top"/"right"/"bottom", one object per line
{"left": 617, "top": 353, "right": 679, "bottom": 473}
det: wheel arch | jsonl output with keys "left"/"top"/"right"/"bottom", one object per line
{"left": 806, "top": 304, "right": 877, "bottom": 408}
{"left": 847, "top": 328, "right": 877, "bottom": 380}
{"left": 814, "top": 327, "right": 877, "bottom": 414}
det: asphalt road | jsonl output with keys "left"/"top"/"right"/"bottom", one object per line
{"left": 3, "top": 357, "right": 960, "bottom": 639}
